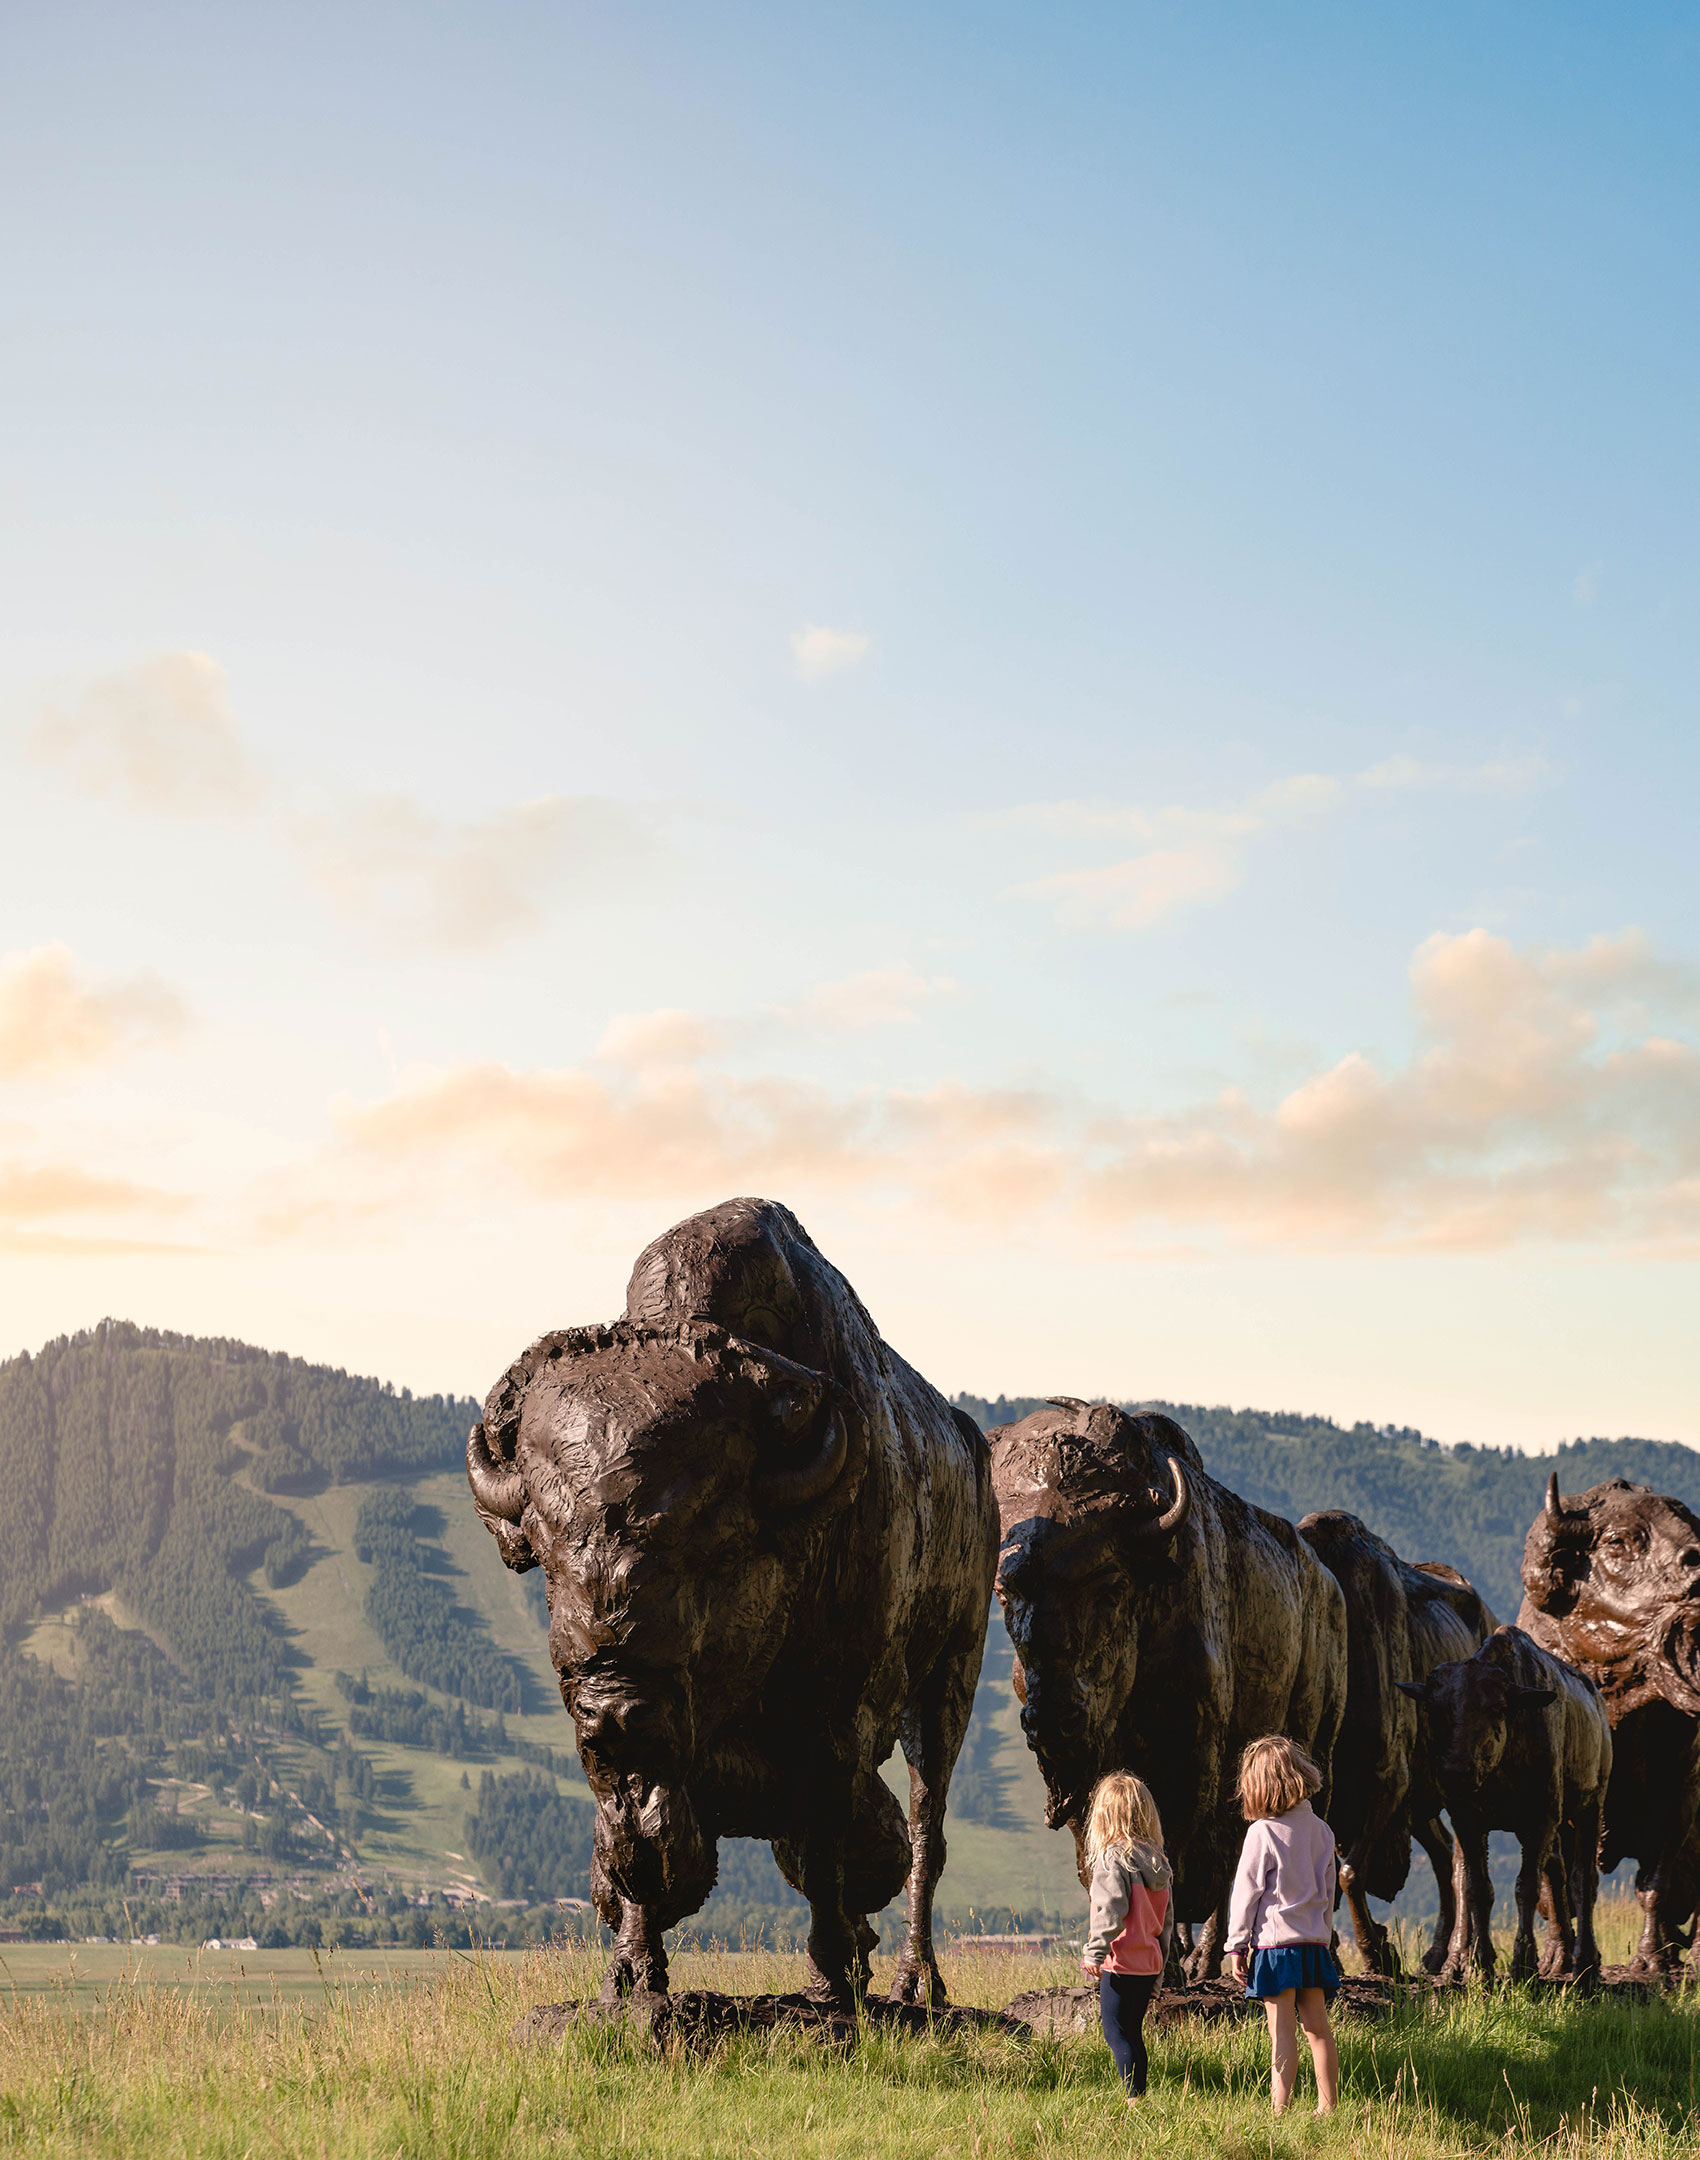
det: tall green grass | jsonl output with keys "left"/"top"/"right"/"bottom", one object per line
{"left": 0, "top": 1921, "right": 1694, "bottom": 2156}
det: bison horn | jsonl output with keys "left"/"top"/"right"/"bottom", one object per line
{"left": 1127, "top": 1453, "right": 1191, "bottom": 1541}
{"left": 756, "top": 1406, "right": 849, "bottom": 1511}
{"left": 1545, "top": 1471, "right": 1564, "bottom": 1526}
{"left": 466, "top": 1422, "right": 526, "bottom": 1523}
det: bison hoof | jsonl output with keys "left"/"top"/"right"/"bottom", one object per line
{"left": 890, "top": 1958, "right": 947, "bottom": 2009}
{"left": 1421, "top": 1948, "right": 1448, "bottom": 1978}
{"left": 599, "top": 1956, "right": 667, "bottom": 2004}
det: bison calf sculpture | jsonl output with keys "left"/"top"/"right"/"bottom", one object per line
{"left": 1399, "top": 1624, "right": 1612, "bottom": 1984}
{"left": 1297, "top": 1513, "right": 1498, "bottom": 1976}
{"left": 466, "top": 1198, "right": 998, "bottom": 2009}
{"left": 990, "top": 1400, "right": 1347, "bottom": 1979}
{"left": 1518, "top": 1474, "right": 1700, "bottom": 1977}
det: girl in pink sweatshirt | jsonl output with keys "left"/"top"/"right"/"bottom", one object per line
{"left": 1224, "top": 1735, "right": 1340, "bottom": 2115}
{"left": 1079, "top": 1772, "right": 1173, "bottom": 2103}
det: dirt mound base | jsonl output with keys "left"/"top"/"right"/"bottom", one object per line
{"left": 1006, "top": 1975, "right": 1397, "bottom": 2035}
{"left": 512, "top": 1990, "right": 1032, "bottom": 2054}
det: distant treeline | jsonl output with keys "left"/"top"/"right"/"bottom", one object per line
{"left": 954, "top": 1395, "right": 1700, "bottom": 1621}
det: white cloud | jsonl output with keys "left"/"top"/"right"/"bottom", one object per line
{"left": 292, "top": 794, "right": 644, "bottom": 952}
{"left": 0, "top": 944, "right": 188, "bottom": 1079}
{"left": 791, "top": 624, "right": 870, "bottom": 681}
{"left": 30, "top": 652, "right": 261, "bottom": 817}
{"left": 789, "top": 966, "right": 956, "bottom": 1031}
{"left": 254, "top": 928, "right": 1700, "bottom": 1258}
{"left": 1006, "top": 754, "right": 1551, "bottom": 934}
{"left": 22, "top": 654, "right": 654, "bottom": 954}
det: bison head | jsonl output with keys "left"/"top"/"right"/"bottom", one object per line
{"left": 1521, "top": 1475, "right": 1700, "bottom": 1716}
{"left": 990, "top": 1400, "right": 1191, "bottom": 1830}
{"left": 1397, "top": 1654, "right": 1555, "bottom": 1798}
{"left": 467, "top": 1320, "right": 864, "bottom": 1919}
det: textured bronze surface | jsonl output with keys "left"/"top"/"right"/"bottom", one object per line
{"left": 466, "top": 1198, "right": 998, "bottom": 2010}
{"left": 1297, "top": 1514, "right": 1498, "bottom": 1976}
{"left": 1398, "top": 1623, "right": 1613, "bottom": 1984}
{"left": 1518, "top": 1474, "right": 1700, "bottom": 1975}
{"left": 989, "top": 1399, "right": 1347, "bottom": 1979}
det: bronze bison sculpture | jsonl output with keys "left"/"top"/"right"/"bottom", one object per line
{"left": 1297, "top": 1513, "right": 1498, "bottom": 1976}
{"left": 1518, "top": 1472, "right": 1700, "bottom": 1976}
{"left": 990, "top": 1399, "right": 1347, "bottom": 1978}
{"left": 465, "top": 1198, "right": 998, "bottom": 2008}
{"left": 1398, "top": 1623, "right": 1613, "bottom": 1983}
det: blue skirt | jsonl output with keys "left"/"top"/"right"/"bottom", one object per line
{"left": 1245, "top": 1944, "right": 1340, "bottom": 2002}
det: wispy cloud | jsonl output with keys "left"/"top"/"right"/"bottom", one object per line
{"left": 0, "top": 944, "right": 188, "bottom": 1079}
{"left": 252, "top": 927, "right": 1700, "bottom": 1257}
{"left": 1006, "top": 754, "right": 1551, "bottom": 934}
{"left": 292, "top": 795, "right": 647, "bottom": 953}
{"left": 791, "top": 624, "right": 870, "bottom": 681}
{"left": 30, "top": 652, "right": 262, "bottom": 817}
{"left": 22, "top": 652, "right": 649, "bottom": 954}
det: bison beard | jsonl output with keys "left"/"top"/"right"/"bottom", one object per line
{"left": 464, "top": 1198, "right": 998, "bottom": 2010}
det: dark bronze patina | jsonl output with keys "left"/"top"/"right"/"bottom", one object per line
{"left": 1297, "top": 1513, "right": 1498, "bottom": 1976}
{"left": 989, "top": 1399, "right": 1347, "bottom": 1980}
{"left": 467, "top": 1198, "right": 998, "bottom": 2010}
{"left": 1397, "top": 1623, "right": 1613, "bottom": 1983}
{"left": 1518, "top": 1473, "right": 1700, "bottom": 1975}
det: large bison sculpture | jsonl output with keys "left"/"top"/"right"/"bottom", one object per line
{"left": 465, "top": 1198, "right": 998, "bottom": 2009}
{"left": 989, "top": 1399, "right": 1347, "bottom": 1978}
{"left": 1518, "top": 1473, "right": 1700, "bottom": 1976}
{"left": 1296, "top": 1512, "right": 1498, "bottom": 1976}
{"left": 1398, "top": 1623, "right": 1613, "bottom": 1984}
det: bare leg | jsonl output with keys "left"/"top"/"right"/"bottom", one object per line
{"left": 1263, "top": 1991, "right": 1299, "bottom": 2114}
{"left": 1295, "top": 1986, "right": 1339, "bottom": 2113}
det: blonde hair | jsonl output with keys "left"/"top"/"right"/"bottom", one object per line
{"left": 1083, "top": 1772, "right": 1164, "bottom": 1866}
{"left": 1237, "top": 1735, "right": 1323, "bottom": 1820}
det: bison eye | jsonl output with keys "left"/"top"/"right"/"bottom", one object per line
{"left": 1683, "top": 1549, "right": 1700, "bottom": 1571}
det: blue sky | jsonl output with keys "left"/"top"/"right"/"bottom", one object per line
{"left": 2, "top": 4, "right": 1696, "bottom": 1447}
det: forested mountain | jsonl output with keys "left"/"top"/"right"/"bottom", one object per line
{"left": 955, "top": 1395, "right": 1700, "bottom": 1621}
{"left": 0, "top": 1320, "right": 476, "bottom": 1694}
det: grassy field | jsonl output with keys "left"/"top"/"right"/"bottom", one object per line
{"left": 1, "top": 1906, "right": 1697, "bottom": 2158}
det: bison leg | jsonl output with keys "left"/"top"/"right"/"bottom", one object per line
{"left": 1537, "top": 1853, "right": 1575, "bottom": 1979}
{"left": 842, "top": 1770, "right": 912, "bottom": 1998}
{"left": 1183, "top": 1897, "right": 1229, "bottom": 1984}
{"left": 1413, "top": 1813, "right": 1459, "bottom": 1977}
{"left": 1508, "top": 1828, "right": 1552, "bottom": 1984}
{"left": 1629, "top": 1856, "right": 1690, "bottom": 1980}
{"left": 1444, "top": 1816, "right": 1493, "bottom": 1984}
{"left": 888, "top": 1633, "right": 979, "bottom": 2009}
{"left": 1338, "top": 1859, "right": 1398, "bottom": 1978}
{"left": 1569, "top": 1801, "right": 1604, "bottom": 1988}
{"left": 599, "top": 1897, "right": 670, "bottom": 2001}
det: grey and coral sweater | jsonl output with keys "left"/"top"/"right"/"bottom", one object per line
{"left": 1083, "top": 1836, "right": 1175, "bottom": 1977}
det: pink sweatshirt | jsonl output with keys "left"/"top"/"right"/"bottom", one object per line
{"left": 1224, "top": 1799, "right": 1338, "bottom": 1953}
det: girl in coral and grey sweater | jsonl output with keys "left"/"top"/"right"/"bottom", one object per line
{"left": 1079, "top": 1772, "right": 1174, "bottom": 2103}
{"left": 1225, "top": 1735, "right": 1341, "bottom": 2116}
